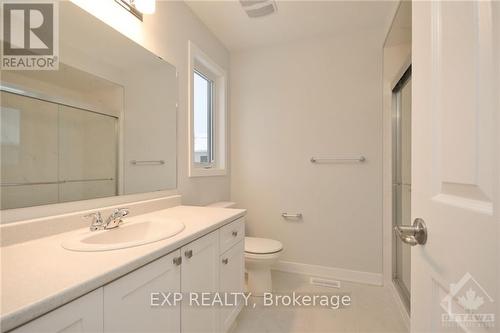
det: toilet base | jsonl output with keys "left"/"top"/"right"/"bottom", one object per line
{"left": 247, "top": 266, "right": 272, "bottom": 296}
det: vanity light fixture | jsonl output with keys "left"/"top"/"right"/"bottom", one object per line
{"left": 115, "top": 0, "right": 156, "bottom": 21}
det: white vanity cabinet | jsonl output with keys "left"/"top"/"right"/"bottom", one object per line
{"left": 10, "top": 289, "right": 103, "bottom": 333}
{"left": 103, "top": 250, "right": 182, "bottom": 333}
{"left": 218, "top": 218, "right": 245, "bottom": 332}
{"left": 180, "top": 231, "right": 220, "bottom": 333}
{"left": 219, "top": 218, "right": 245, "bottom": 253}
{"left": 219, "top": 240, "right": 245, "bottom": 332}
{"left": 8, "top": 218, "right": 244, "bottom": 333}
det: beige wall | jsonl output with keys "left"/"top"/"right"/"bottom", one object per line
{"left": 72, "top": 0, "right": 231, "bottom": 205}
{"left": 230, "top": 29, "right": 385, "bottom": 276}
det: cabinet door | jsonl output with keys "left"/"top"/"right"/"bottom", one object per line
{"left": 103, "top": 250, "right": 181, "bottom": 333}
{"left": 219, "top": 241, "right": 245, "bottom": 332}
{"left": 11, "top": 288, "right": 103, "bottom": 333}
{"left": 181, "top": 231, "right": 219, "bottom": 333}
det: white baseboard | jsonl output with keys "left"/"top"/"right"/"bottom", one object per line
{"left": 388, "top": 281, "right": 410, "bottom": 330}
{"left": 273, "top": 260, "right": 383, "bottom": 286}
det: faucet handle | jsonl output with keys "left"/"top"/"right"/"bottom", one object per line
{"left": 112, "top": 208, "right": 130, "bottom": 219}
{"left": 84, "top": 211, "right": 103, "bottom": 231}
{"left": 104, "top": 208, "right": 130, "bottom": 230}
{"left": 84, "top": 211, "right": 102, "bottom": 221}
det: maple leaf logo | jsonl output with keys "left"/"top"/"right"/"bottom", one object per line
{"left": 458, "top": 288, "right": 484, "bottom": 311}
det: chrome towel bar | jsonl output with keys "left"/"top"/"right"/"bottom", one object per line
{"left": 1, "top": 178, "right": 114, "bottom": 187}
{"left": 281, "top": 213, "right": 303, "bottom": 218}
{"left": 310, "top": 154, "right": 365, "bottom": 163}
{"left": 130, "top": 160, "right": 165, "bottom": 165}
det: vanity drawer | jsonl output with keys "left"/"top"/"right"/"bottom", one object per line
{"left": 219, "top": 218, "right": 245, "bottom": 253}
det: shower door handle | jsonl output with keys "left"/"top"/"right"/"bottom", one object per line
{"left": 394, "top": 218, "right": 427, "bottom": 246}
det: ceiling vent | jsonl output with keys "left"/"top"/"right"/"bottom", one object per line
{"left": 239, "top": 0, "right": 277, "bottom": 18}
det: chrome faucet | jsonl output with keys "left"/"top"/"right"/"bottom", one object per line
{"left": 105, "top": 208, "right": 130, "bottom": 229}
{"left": 84, "top": 211, "right": 104, "bottom": 231}
{"left": 84, "top": 208, "right": 130, "bottom": 231}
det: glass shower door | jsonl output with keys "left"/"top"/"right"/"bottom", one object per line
{"left": 1, "top": 90, "right": 118, "bottom": 209}
{"left": 392, "top": 69, "right": 412, "bottom": 311}
{"left": 0, "top": 91, "right": 60, "bottom": 209}
{"left": 58, "top": 105, "right": 117, "bottom": 203}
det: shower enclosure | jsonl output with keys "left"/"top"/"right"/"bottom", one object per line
{"left": 0, "top": 90, "right": 118, "bottom": 210}
{"left": 392, "top": 66, "right": 411, "bottom": 311}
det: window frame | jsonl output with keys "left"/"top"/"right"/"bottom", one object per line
{"left": 193, "top": 68, "right": 215, "bottom": 167}
{"left": 188, "top": 41, "right": 227, "bottom": 177}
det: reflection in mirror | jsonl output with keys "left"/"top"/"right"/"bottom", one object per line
{"left": 0, "top": 2, "right": 177, "bottom": 211}
{"left": 1, "top": 84, "right": 119, "bottom": 209}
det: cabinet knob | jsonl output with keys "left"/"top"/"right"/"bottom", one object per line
{"left": 173, "top": 256, "right": 182, "bottom": 266}
{"left": 222, "top": 258, "right": 229, "bottom": 265}
{"left": 232, "top": 231, "right": 238, "bottom": 237}
{"left": 185, "top": 250, "right": 193, "bottom": 258}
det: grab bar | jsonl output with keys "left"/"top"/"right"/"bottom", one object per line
{"left": 1, "top": 178, "right": 114, "bottom": 187}
{"left": 130, "top": 160, "right": 165, "bottom": 165}
{"left": 282, "top": 213, "right": 303, "bottom": 218}
{"left": 310, "top": 155, "right": 365, "bottom": 163}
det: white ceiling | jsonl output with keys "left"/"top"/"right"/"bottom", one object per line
{"left": 185, "top": 0, "right": 398, "bottom": 52}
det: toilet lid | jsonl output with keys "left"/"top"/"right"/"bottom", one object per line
{"left": 245, "top": 237, "right": 283, "bottom": 254}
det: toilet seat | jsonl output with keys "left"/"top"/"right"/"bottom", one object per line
{"left": 245, "top": 237, "right": 283, "bottom": 254}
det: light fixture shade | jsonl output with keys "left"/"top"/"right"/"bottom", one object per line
{"left": 134, "top": 0, "right": 155, "bottom": 14}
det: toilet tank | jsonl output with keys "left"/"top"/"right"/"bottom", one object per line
{"left": 206, "top": 201, "right": 237, "bottom": 208}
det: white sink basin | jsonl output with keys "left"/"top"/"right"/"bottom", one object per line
{"left": 62, "top": 218, "right": 185, "bottom": 252}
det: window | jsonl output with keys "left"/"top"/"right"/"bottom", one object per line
{"left": 193, "top": 70, "right": 214, "bottom": 166}
{"left": 188, "top": 41, "right": 227, "bottom": 177}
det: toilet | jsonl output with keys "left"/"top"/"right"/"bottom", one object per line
{"left": 206, "top": 202, "right": 283, "bottom": 295}
{"left": 244, "top": 236, "right": 283, "bottom": 295}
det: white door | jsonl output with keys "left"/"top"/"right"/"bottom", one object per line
{"left": 103, "top": 251, "right": 181, "bottom": 333}
{"left": 411, "top": 1, "right": 499, "bottom": 332}
{"left": 181, "top": 231, "right": 220, "bottom": 333}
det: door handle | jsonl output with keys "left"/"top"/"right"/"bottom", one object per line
{"left": 394, "top": 218, "right": 427, "bottom": 246}
{"left": 185, "top": 250, "right": 193, "bottom": 258}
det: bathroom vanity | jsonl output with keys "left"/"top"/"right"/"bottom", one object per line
{"left": 0, "top": 202, "right": 246, "bottom": 333}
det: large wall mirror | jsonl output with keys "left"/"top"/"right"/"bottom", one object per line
{"left": 0, "top": 3, "right": 177, "bottom": 211}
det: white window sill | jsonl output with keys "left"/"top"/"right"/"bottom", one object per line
{"left": 188, "top": 167, "right": 227, "bottom": 178}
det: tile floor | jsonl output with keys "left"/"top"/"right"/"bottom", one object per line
{"left": 233, "top": 271, "right": 408, "bottom": 333}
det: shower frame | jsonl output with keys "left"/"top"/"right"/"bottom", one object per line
{"left": 391, "top": 65, "right": 412, "bottom": 313}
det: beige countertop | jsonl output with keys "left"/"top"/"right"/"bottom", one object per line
{"left": 0, "top": 205, "right": 246, "bottom": 332}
